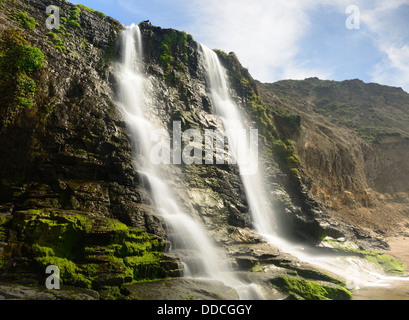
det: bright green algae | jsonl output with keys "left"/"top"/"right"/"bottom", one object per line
{"left": 8, "top": 209, "right": 167, "bottom": 289}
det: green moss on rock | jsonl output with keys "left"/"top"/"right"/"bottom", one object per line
{"left": 0, "top": 29, "right": 45, "bottom": 127}
{"left": 8, "top": 11, "right": 37, "bottom": 30}
{"left": 364, "top": 251, "right": 406, "bottom": 275}
{"left": 156, "top": 28, "right": 191, "bottom": 83}
{"left": 271, "top": 276, "right": 352, "bottom": 300}
{"left": 67, "top": 19, "right": 81, "bottom": 29}
{"left": 0, "top": 214, "right": 11, "bottom": 244}
{"left": 69, "top": 6, "right": 81, "bottom": 20}
{"left": 7, "top": 209, "right": 169, "bottom": 289}
{"left": 322, "top": 237, "right": 407, "bottom": 275}
{"left": 34, "top": 247, "right": 93, "bottom": 288}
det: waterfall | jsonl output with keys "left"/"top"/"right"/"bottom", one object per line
{"left": 200, "top": 44, "right": 288, "bottom": 245}
{"left": 114, "top": 24, "right": 262, "bottom": 299}
{"left": 199, "top": 44, "right": 409, "bottom": 290}
{"left": 114, "top": 24, "right": 407, "bottom": 299}
{"left": 115, "top": 23, "right": 223, "bottom": 280}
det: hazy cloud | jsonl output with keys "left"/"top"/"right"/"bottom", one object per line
{"left": 360, "top": 0, "right": 409, "bottom": 91}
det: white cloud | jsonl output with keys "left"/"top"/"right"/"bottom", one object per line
{"left": 184, "top": 0, "right": 409, "bottom": 90}
{"left": 370, "top": 45, "right": 409, "bottom": 91}
{"left": 358, "top": 0, "right": 409, "bottom": 91}
{"left": 109, "top": 0, "right": 409, "bottom": 89}
{"left": 186, "top": 0, "right": 331, "bottom": 82}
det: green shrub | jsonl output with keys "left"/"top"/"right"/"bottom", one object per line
{"left": 18, "top": 45, "right": 45, "bottom": 72}
{"left": 163, "top": 30, "right": 177, "bottom": 46}
{"left": 179, "top": 31, "right": 188, "bottom": 47}
{"left": 53, "top": 38, "right": 63, "bottom": 45}
{"left": 69, "top": 6, "right": 81, "bottom": 20}
{"left": 157, "top": 29, "right": 190, "bottom": 82}
{"left": 9, "top": 11, "right": 37, "bottom": 30}
{"left": 15, "top": 95, "right": 34, "bottom": 109}
{"left": 0, "top": 29, "right": 44, "bottom": 74}
{"left": 46, "top": 32, "right": 57, "bottom": 39}
{"left": 75, "top": 4, "right": 106, "bottom": 17}
{"left": 46, "top": 32, "right": 67, "bottom": 49}
{"left": 54, "top": 24, "right": 66, "bottom": 34}
{"left": 0, "top": 29, "right": 44, "bottom": 126}
{"left": 159, "top": 43, "right": 170, "bottom": 53}
{"left": 95, "top": 11, "right": 106, "bottom": 18}
{"left": 355, "top": 126, "right": 400, "bottom": 144}
{"left": 67, "top": 19, "right": 81, "bottom": 29}
{"left": 16, "top": 73, "right": 36, "bottom": 93}
{"left": 159, "top": 53, "right": 173, "bottom": 67}
{"left": 54, "top": 45, "right": 66, "bottom": 52}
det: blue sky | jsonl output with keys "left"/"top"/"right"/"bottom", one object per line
{"left": 69, "top": 0, "right": 409, "bottom": 92}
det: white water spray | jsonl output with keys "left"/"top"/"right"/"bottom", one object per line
{"left": 114, "top": 24, "right": 262, "bottom": 299}
{"left": 199, "top": 44, "right": 409, "bottom": 292}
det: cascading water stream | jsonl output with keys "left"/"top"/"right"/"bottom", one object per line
{"left": 199, "top": 44, "right": 409, "bottom": 291}
{"left": 200, "top": 44, "right": 299, "bottom": 252}
{"left": 114, "top": 24, "right": 262, "bottom": 300}
{"left": 200, "top": 44, "right": 282, "bottom": 240}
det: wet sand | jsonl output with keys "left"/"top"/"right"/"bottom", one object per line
{"left": 353, "top": 236, "right": 409, "bottom": 300}
{"left": 352, "top": 282, "right": 409, "bottom": 300}
{"left": 383, "top": 236, "right": 409, "bottom": 273}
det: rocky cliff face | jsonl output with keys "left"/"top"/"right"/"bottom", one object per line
{"left": 0, "top": 0, "right": 182, "bottom": 298}
{"left": 0, "top": 0, "right": 405, "bottom": 300}
{"left": 257, "top": 78, "right": 409, "bottom": 237}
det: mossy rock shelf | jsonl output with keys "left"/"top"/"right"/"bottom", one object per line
{"left": 271, "top": 275, "right": 352, "bottom": 300}
{"left": 1, "top": 209, "right": 179, "bottom": 290}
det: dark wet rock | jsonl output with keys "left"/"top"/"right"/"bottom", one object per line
{"left": 122, "top": 278, "right": 239, "bottom": 300}
{"left": 0, "top": 283, "right": 99, "bottom": 300}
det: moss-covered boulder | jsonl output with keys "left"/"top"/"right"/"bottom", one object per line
{"left": 271, "top": 275, "right": 352, "bottom": 300}
{"left": 0, "top": 209, "right": 181, "bottom": 292}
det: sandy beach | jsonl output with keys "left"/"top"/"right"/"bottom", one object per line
{"left": 383, "top": 235, "right": 409, "bottom": 273}
{"left": 353, "top": 235, "right": 409, "bottom": 300}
